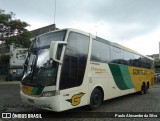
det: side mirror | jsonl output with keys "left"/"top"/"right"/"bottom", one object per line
{"left": 49, "top": 41, "right": 67, "bottom": 63}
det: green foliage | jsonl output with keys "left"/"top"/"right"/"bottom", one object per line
{"left": 0, "top": 54, "right": 9, "bottom": 65}
{"left": 155, "top": 68, "right": 160, "bottom": 73}
{"left": 154, "top": 58, "right": 160, "bottom": 73}
{"left": 0, "top": 9, "right": 31, "bottom": 48}
{"left": 5, "top": 31, "right": 31, "bottom": 47}
{"left": 154, "top": 58, "right": 160, "bottom": 66}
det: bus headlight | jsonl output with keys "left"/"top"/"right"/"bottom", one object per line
{"left": 42, "top": 91, "right": 59, "bottom": 97}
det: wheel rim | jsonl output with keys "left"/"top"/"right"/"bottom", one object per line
{"left": 93, "top": 92, "right": 100, "bottom": 105}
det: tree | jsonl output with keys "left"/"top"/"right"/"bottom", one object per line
{"left": 0, "top": 9, "right": 31, "bottom": 48}
{"left": 154, "top": 58, "right": 160, "bottom": 73}
{"left": 0, "top": 54, "right": 9, "bottom": 65}
{"left": 154, "top": 58, "right": 160, "bottom": 66}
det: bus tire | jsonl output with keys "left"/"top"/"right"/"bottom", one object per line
{"left": 89, "top": 88, "right": 102, "bottom": 110}
{"left": 146, "top": 82, "right": 149, "bottom": 92}
{"left": 140, "top": 83, "right": 146, "bottom": 95}
{"left": 144, "top": 83, "right": 148, "bottom": 94}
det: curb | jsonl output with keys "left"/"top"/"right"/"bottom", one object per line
{"left": 0, "top": 81, "right": 20, "bottom": 85}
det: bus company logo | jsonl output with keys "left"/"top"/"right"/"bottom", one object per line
{"left": 66, "top": 92, "right": 85, "bottom": 106}
{"left": 133, "top": 69, "right": 147, "bottom": 75}
{"left": 91, "top": 67, "right": 107, "bottom": 74}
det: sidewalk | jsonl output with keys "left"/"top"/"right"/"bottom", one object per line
{"left": 0, "top": 75, "right": 20, "bottom": 85}
{"left": 0, "top": 79, "right": 20, "bottom": 85}
{"left": 0, "top": 81, "right": 20, "bottom": 85}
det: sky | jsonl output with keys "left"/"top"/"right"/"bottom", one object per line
{"left": 0, "top": 0, "right": 160, "bottom": 55}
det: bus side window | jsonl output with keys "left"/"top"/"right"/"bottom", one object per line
{"left": 91, "top": 39, "right": 110, "bottom": 62}
{"left": 124, "top": 51, "right": 134, "bottom": 66}
{"left": 110, "top": 46, "right": 123, "bottom": 64}
{"left": 59, "top": 32, "right": 89, "bottom": 90}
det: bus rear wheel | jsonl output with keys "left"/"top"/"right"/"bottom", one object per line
{"left": 89, "top": 88, "right": 102, "bottom": 110}
{"left": 140, "top": 83, "right": 147, "bottom": 95}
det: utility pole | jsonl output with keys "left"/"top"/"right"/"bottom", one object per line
{"left": 54, "top": 0, "right": 56, "bottom": 25}
{"left": 159, "top": 41, "right": 160, "bottom": 59}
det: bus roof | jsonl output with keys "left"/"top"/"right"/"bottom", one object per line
{"left": 95, "top": 36, "right": 153, "bottom": 60}
{"left": 35, "top": 28, "right": 153, "bottom": 61}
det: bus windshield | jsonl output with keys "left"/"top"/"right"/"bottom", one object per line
{"left": 22, "top": 30, "right": 66, "bottom": 87}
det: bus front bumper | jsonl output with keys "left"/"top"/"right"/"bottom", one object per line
{"left": 20, "top": 91, "right": 60, "bottom": 112}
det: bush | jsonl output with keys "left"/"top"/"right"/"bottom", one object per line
{"left": 0, "top": 54, "right": 9, "bottom": 65}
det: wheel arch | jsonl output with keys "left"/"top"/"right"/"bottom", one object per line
{"left": 89, "top": 85, "right": 104, "bottom": 102}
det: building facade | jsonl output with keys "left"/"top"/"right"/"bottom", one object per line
{"left": 0, "top": 24, "right": 57, "bottom": 79}
{"left": 147, "top": 54, "right": 159, "bottom": 60}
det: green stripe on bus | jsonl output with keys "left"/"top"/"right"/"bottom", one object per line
{"left": 31, "top": 87, "right": 44, "bottom": 95}
{"left": 109, "top": 64, "right": 129, "bottom": 90}
{"left": 119, "top": 65, "right": 134, "bottom": 89}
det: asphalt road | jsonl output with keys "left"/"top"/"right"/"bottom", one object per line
{"left": 0, "top": 82, "right": 160, "bottom": 121}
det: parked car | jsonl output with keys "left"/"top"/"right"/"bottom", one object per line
{"left": 5, "top": 67, "right": 23, "bottom": 81}
{"left": 155, "top": 73, "right": 160, "bottom": 82}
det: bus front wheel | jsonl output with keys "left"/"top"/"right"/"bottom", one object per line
{"left": 89, "top": 88, "right": 102, "bottom": 110}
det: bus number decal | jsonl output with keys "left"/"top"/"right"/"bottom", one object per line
{"left": 66, "top": 92, "right": 85, "bottom": 106}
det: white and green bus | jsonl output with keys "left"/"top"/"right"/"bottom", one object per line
{"left": 20, "top": 28, "right": 154, "bottom": 112}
